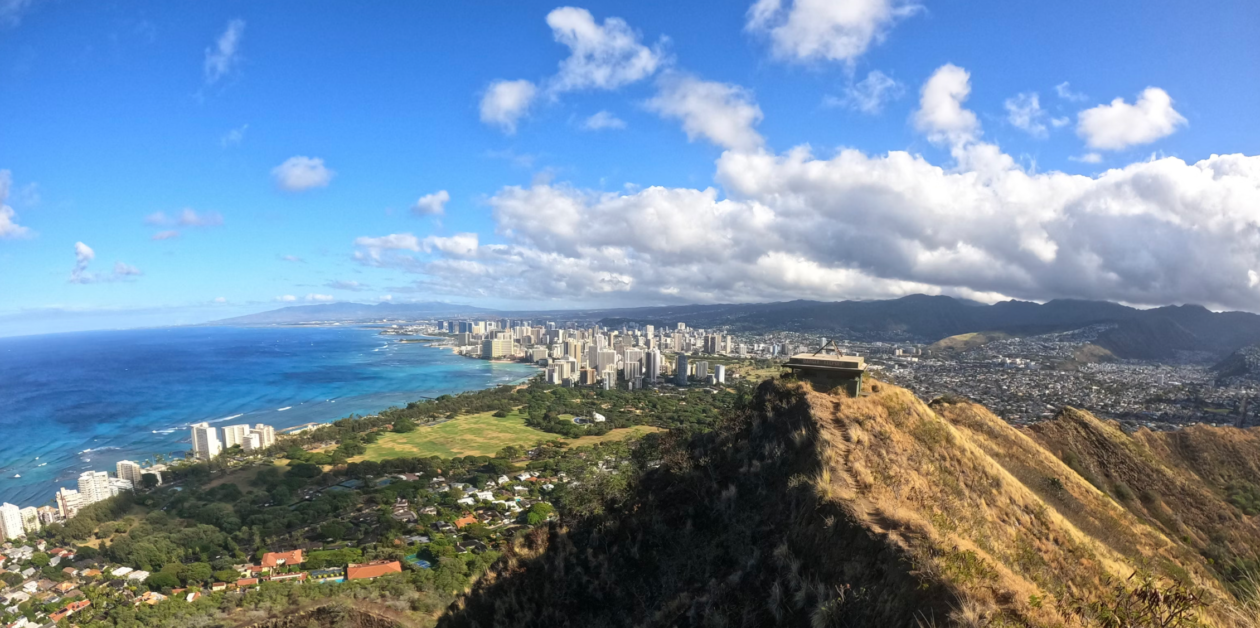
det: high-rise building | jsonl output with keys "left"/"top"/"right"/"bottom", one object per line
{"left": 0, "top": 503, "right": 23, "bottom": 540}
{"left": 36, "top": 506, "right": 58, "bottom": 525}
{"left": 623, "top": 349, "right": 645, "bottom": 375}
{"left": 646, "top": 349, "right": 661, "bottom": 383}
{"left": 251, "top": 424, "right": 277, "bottom": 449}
{"left": 56, "top": 487, "right": 84, "bottom": 519}
{"left": 481, "top": 337, "right": 514, "bottom": 359}
{"left": 715, "top": 364, "right": 726, "bottom": 384}
{"left": 191, "top": 422, "right": 222, "bottom": 460}
{"left": 78, "top": 470, "right": 111, "bottom": 505}
{"left": 594, "top": 349, "right": 618, "bottom": 373}
{"left": 20, "top": 507, "right": 40, "bottom": 534}
{"left": 222, "top": 424, "right": 252, "bottom": 448}
{"left": 695, "top": 361, "right": 709, "bottom": 380}
{"left": 242, "top": 432, "right": 263, "bottom": 452}
{"left": 116, "top": 460, "right": 144, "bottom": 487}
{"left": 675, "top": 354, "right": 689, "bottom": 386}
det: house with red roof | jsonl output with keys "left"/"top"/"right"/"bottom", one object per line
{"left": 260, "top": 549, "right": 304, "bottom": 568}
{"left": 346, "top": 561, "right": 402, "bottom": 581}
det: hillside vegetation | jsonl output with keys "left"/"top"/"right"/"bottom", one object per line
{"left": 441, "top": 379, "right": 1260, "bottom": 627}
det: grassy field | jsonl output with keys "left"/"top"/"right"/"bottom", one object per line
{"left": 351, "top": 409, "right": 662, "bottom": 461}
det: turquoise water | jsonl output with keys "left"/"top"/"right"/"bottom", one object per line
{"left": 0, "top": 326, "right": 536, "bottom": 507}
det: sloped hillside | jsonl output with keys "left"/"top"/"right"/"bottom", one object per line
{"left": 1027, "top": 409, "right": 1260, "bottom": 587}
{"left": 439, "top": 380, "right": 1259, "bottom": 627}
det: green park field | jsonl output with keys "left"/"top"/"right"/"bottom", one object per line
{"left": 351, "top": 409, "right": 662, "bottom": 461}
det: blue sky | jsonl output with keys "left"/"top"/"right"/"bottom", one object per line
{"left": 1, "top": 0, "right": 1258, "bottom": 336}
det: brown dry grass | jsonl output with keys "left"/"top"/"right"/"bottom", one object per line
{"left": 801, "top": 379, "right": 1253, "bottom": 627}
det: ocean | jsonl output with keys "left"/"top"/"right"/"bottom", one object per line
{"left": 0, "top": 325, "right": 537, "bottom": 507}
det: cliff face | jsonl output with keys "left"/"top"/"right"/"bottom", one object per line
{"left": 440, "top": 380, "right": 1259, "bottom": 628}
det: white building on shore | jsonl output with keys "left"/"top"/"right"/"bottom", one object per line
{"left": 0, "top": 502, "right": 24, "bottom": 540}
{"left": 191, "top": 422, "right": 222, "bottom": 460}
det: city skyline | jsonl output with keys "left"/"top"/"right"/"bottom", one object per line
{"left": 2, "top": 1, "right": 1259, "bottom": 337}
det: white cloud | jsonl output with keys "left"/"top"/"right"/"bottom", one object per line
{"left": 280, "top": 255, "right": 304, "bottom": 263}
{"left": 412, "top": 190, "right": 450, "bottom": 216}
{"left": 380, "top": 66, "right": 1260, "bottom": 313}
{"left": 545, "top": 7, "right": 664, "bottom": 93}
{"left": 480, "top": 79, "right": 537, "bottom": 134}
{"left": 1004, "top": 92, "right": 1049, "bottom": 138}
{"left": 1077, "top": 87, "right": 1187, "bottom": 151}
{"left": 146, "top": 208, "right": 224, "bottom": 228}
{"left": 204, "top": 19, "right": 245, "bottom": 85}
{"left": 582, "top": 110, "right": 627, "bottom": 131}
{"left": 275, "top": 295, "right": 297, "bottom": 302}
{"left": 829, "top": 70, "right": 903, "bottom": 114}
{"left": 1071, "top": 153, "right": 1103, "bottom": 164}
{"left": 379, "top": 295, "right": 393, "bottom": 302}
{"left": 1055, "top": 81, "right": 1088, "bottom": 103}
{"left": 0, "top": 170, "right": 32, "bottom": 239}
{"left": 152, "top": 230, "right": 180, "bottom": 241}
{"left": 421, "top": 233, "right": 480, "bottom": 258}
{"left": 746, "top": 0, "right": 920, "bottom": 65}
{"left": 914, "top": 64, "right": 979, "bottom": 147}
{"left": 70, "top": 242, "right": 140, "bottom": 284}
{"left": 305, "top": 294, "right": 334, "bottom": 302}
{"left": 213, "top": 296, "right": 227, "bottom": 303}
{"left": 645, "top": 73, "right": 764, "bottom": 151}
{"left": 354, "top": 233, "right": 422, "bottom": 263}
{"left": 327, "top": 280, "right": 366, "bottom": 291}
{"left": 71, "top": 241, "right": 95, "bottom": 283}
{"left": 271, "top": 156, "right": 334, "bottom": 191}
{"left": 220, "top": 124, "right": 248, "bottom": 147}
{"left": 0, "top": 0, "right": 39, "bottom": 28}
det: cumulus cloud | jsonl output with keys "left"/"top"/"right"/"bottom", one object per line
{"left": 371, "top": 65, "right": 1260, "bottom": 313}
{"left": 69, "top": 242, "right": 140, "bottom": 284}
{"left": 914, "top": 64, "right": 979, "bottom": 148}
{"left": 305, "top": 294, "right": 334, "bottom": 302}
{"left": 354, "top": 233, "right": 422, "bottom": 263}
{"left": 545, "top": 6, "right": 665, "bottom": 93}
{"left": 275, "top": 295, "right": 297, "bottom": 302}
{"left": 645, "top": 73, "right": 764, "bottom": 151}
{"left": 746, "top": 0, "right": 920, "bottom": 65}
{"left": 204, "top": 19, "right": 245, "bottom": 85}
{"left": 479, "top": 79, "right": 538, "bottom": 134}
{"left": 271, "top": 156, "right": 334, "bottom": 191}
{"left": 582, "top": 110, "right": 627, "bottom": 131}
{"left": 421, "top": 233, "right": 480, "bottom": 258}
{"left": 412, "top": 190, "right": 450, "bottom": 216}
{"left": 1077, "top": 87, "right": 1187, "bottom": 151}
{"left": 0, "top": 170, "right": 32, "bottom": 239}
{"left": 828, "top": 70, "right": 903, "bottom": 114}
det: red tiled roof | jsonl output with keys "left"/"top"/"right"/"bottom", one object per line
{"left": 346, "top": 561, "right": 402, "bottom": 580}
{"left": 236, "top": 578, "right": 259, "bottom": 587}
{"left": 454, "top": 515, "right": 478, "bottom": 528}
{"left": 261, "top": 549, "right": 304, "bottom": 568}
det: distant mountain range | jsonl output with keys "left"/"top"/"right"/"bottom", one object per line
{"left": 209, "top": 295, "right": 1260, "bottom": 360}
{"left": 206, "top": 301, "right": 493, "bottom": 325}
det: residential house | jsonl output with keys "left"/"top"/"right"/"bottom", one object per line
{"left": 346, "top": 561, "right": 401, "bottom": 581}
{"left": 261, "top": 549, "right": 304, "bottom": 569}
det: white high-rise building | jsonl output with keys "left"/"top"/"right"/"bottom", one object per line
{"left": 714, "top": 364, "right": 726, "bottom": 384}
{"left": 116, "top": 460, "right": 144, "bottom": 487}
{"left": 222, "top": 424, "right": 252, "bottom": 448}
{"left": 252, "top": 424, "right": 276, "bottom": 448}
{"left": 191, "top": 422, "right": 222, "bottom": 460}
{"left": 78, "top": 471, "right": 111, "bottom": 505}
{"left": 242, "top": 432, "right": 262, "bottom": 452}
{"left": 646, "top": 349, "right": 661, "bottom": 383}
{"left": 0, "top": 503, "right": 23, "bottom": 540}
{"left": 20, "top": 507, "right": 40, "bottom": 534}
{"left": 56, "top": 487, "right": 84, "bottom": 519}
